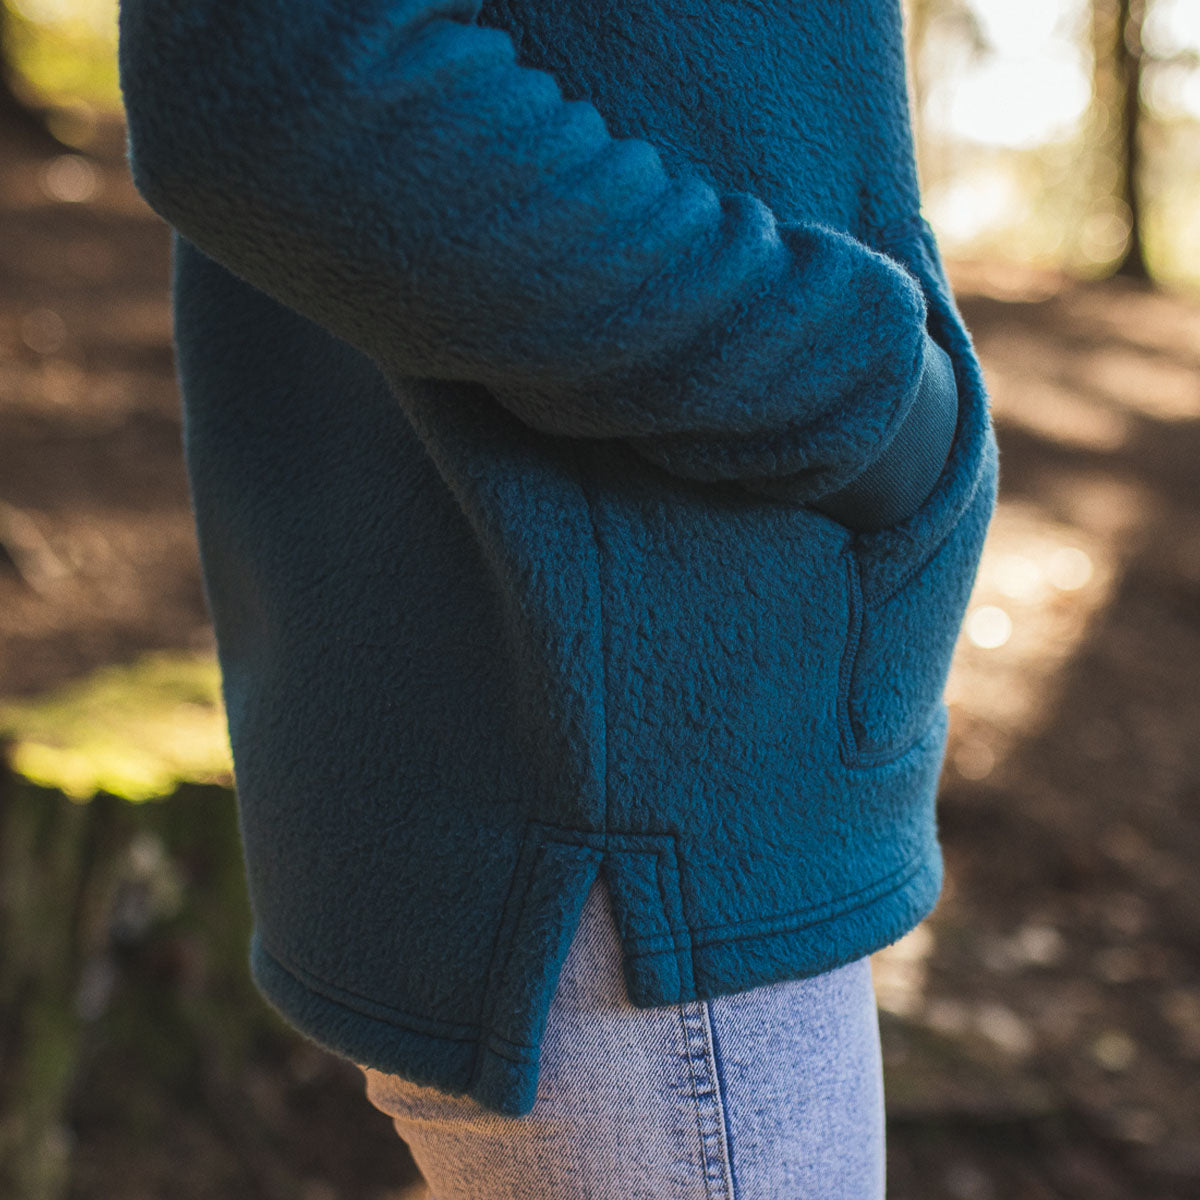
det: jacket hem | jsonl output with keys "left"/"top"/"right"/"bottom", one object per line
{"left": 244, "top": 839, "right": 942, "bottom": 1117}
{"left": 621, "top": 842, "right": 942, "bottom": 1006}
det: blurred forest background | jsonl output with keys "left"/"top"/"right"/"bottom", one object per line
{"left": 1, "top": 0, "right": 1198, "bottom": 1198}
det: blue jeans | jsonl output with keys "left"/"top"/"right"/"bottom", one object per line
{"left": 358, "top": 874, "right": 886, "bottom": 1199}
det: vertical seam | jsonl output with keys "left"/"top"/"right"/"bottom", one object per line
{"left": 836, "top": 545, "right": 864, "bottom": 766}
{"left": 678, "top": 1001, "right": 736, "bottom": 1200}
{"left": 572, "top": 443, "right": 610, "bottom": 838}
{"left": 679, "top": 1004, "right": 719, "bottom": 1200}
{"left": 705, "top": 999, "right": 740, "bottom": 1200}
{"left": 653, "top": 843, "right": 689, "bottom": 1001}
{"left": 668, "top": 831, "right": 698, "bottom": 998}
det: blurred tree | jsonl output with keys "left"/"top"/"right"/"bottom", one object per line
{"left": 0, "top": 1, "right": 65, "bottom": 150}
{"left": 904, "top": 0, "right": 935, "bottom": 139}
{"left": 1093, "top": 0, "right": 1151, "bottom": 280}
{"left": 904, "top": 0, "right": 1001, "bottom": 216}
{"left": 0, "top": 4, "right": 37, "bottom": 120}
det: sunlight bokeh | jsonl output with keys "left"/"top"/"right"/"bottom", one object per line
{"left": 6, "top": 0, "right": 119, "bottom": 112}
{"left": 908, "top": 0, "right": 1200, "bottom": 290}
{"left": 925, "top": 0, "right": 1093, "bottom": 150}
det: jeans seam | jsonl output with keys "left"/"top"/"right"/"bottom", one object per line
{"left": 679, "top": 1001, "right": 736, "bottom": 1199}
{"left": 705, "top": 998, "right": 740, "bottom": 1200}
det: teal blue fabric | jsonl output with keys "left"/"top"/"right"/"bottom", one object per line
{"left": 117, "top": 0, "right": 1000, "bottom": 1117}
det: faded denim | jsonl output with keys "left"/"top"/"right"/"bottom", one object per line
{"left": 359, "top": 874, "right": 886, "bottom": 1199}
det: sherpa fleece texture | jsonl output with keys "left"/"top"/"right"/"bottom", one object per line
{"left": 117, "top": 0, "right": 999, "bottom": 1116}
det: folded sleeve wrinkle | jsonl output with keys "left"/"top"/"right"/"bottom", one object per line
{"left": 117, "top": 0, "right": 932, "bottom": 498}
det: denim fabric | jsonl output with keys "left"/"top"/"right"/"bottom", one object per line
{"left": 359, "top": 874, "right": 885, "bottom": 1199}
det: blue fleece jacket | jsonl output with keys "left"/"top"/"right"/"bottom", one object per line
{"left": 117, "top": 0, "right": 999, "bottom": 1116}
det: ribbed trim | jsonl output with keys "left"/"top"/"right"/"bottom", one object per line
{"left": 811, "top": 328, "right": 958, "bottom": 533}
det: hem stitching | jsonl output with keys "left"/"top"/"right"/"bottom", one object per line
{"left": 625, "top": 847, "right": 931, "bottom": 956}
{"left": 254, "top": 843, "right": 934, "bottom": 1054}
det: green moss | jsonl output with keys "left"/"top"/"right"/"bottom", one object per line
{"left": 0, "top": 651, "right": 233, "bottom": 801}
{"left": 4, "top": 0, "right": 122, "bottom": 113}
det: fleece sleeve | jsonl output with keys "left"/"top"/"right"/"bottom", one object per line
{"left": 116, "top": 0, "right": 955, "bottom": 514}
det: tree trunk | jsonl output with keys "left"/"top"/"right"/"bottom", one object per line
{"left": 1094, "top": 0, "right": 1152, "bottom": 281}
{"left": 0, "top": 729, "right": 148, "bottom": 1200}
{"left": 0, "top": 4, "right": 68, "bottom": 152}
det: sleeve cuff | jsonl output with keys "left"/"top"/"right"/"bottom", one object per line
{"left": 808, "top": 328, "right": 958, "bottom": 533}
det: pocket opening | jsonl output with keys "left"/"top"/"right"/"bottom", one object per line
{"left": 812, "top": 328, "right": 959, "bottom": 535}
{"left": 835, "top": 280, "right": 1000, "bottom": 766}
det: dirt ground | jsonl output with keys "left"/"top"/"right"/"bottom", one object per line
{"left": 2, "top": 114, "right": 1199, "bottom": 1199}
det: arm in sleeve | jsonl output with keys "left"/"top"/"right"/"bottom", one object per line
{"left": 117, "top": 0, "right": 955, "bottom": 514}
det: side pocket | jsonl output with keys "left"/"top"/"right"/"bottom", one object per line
{"left": 836, "top": 332, "right": 1000, "bottom": 767}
